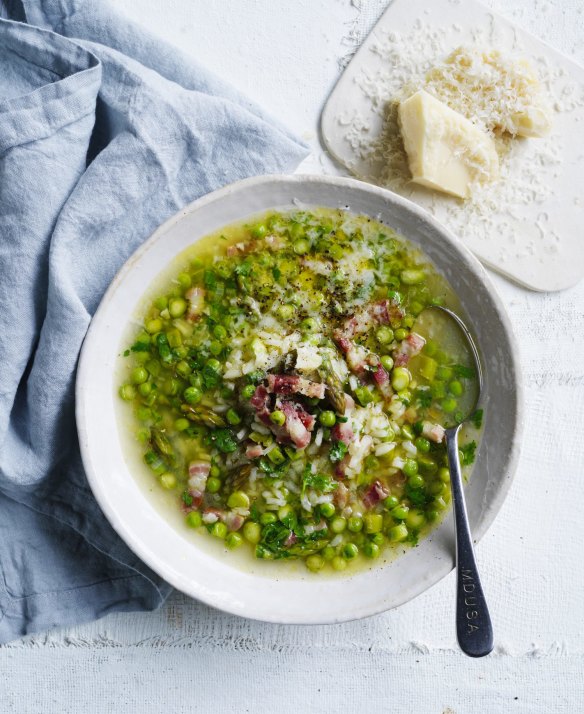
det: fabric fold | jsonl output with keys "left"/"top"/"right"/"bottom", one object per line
{"left": 0, "top": 0, "right": 308, "bottom": 643}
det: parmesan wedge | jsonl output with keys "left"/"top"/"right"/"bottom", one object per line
{"left": 398, "top": 90, "right": 499, "bottom": 199}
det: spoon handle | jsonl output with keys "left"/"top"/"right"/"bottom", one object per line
{"left": 446, "top": 426, "right": 494, "bottom": 658}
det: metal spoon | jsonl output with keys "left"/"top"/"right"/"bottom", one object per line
{"left": 417, "top": 305, "right": 493, "bottom": 658}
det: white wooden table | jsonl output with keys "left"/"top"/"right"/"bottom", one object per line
{"left": 3, "top": 1, "right": 584, "bottom": 711}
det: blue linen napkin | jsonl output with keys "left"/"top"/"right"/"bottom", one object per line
{"left": 0, "top": 0, "right": 308, "bottom": 643}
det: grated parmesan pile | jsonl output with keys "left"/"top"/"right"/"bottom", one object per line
{"left": 336, "top": 19, "right": 584, "bottom": 259}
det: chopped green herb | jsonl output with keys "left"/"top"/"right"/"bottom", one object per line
{"left": 329, "top": 441, "right": 348, "bottom": 463}
{"left": 460, "top": 440, "right": 477, "bottom": 466}
{"left": 453, "top": 364, "right": 475, "bottom": 379}
{"left": 471, "top": 409, "right": 483, "bottom": 429}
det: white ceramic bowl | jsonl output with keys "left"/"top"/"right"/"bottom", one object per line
{"left": 76, "top": 174, "right": 522, "bottom": 624}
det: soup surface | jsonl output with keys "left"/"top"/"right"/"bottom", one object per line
{"left": 118, "top": 208, "right": 481, "bottom": 573}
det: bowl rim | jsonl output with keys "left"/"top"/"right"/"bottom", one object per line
{"left": 76, "top": 173, "right": 524, "bottom": 624}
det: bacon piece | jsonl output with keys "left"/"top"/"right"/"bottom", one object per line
{"left": 284, "top": 531, "right": 298, "bottom": 547}
{"left": 334, "top": 334, "right": 368, "bottom": 376}
{"left": 245, "top": 443, "right": 264, "bottom": 459}
{"left": 371, "top": 298, "right": 404, "bottom": 327}
{"left": 266, "top": 374, "right": 326, "bottom": 400}
{"left": 223, "top": 512, "right": 245, "bottom": 532}
{"left": 337, "top": 299, "right": 405, "bottom": 340}
{"left": 362, "top": 480, "right": 390, "bottom": 509}
{"left": 372, "top": 364, "right": 393, "bottom": 398}
{"left": 331, "top": 421, "right": 354, "bottom": 444}
{"left": 202, "top": 508, "right": 222, "bottom": 524}
{"left": 393, "top": 332, "right": 426, "bottom": 367}
{"left": 187, "top": 460, "right": 210, "bottom": 508}
{"left": 185, "top": 287, "right": 205, "bottom": 322}
{"left": 422, "top": 420, "right": 446, "bottom": 444}
{"left": 279, "top": 401, "right": 312, "bottom": 449}
{"left": 250, "top": 384, "right": 270, "bottom": 411}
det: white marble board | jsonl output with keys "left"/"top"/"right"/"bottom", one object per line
{"left": 321, "top": 0, "right": 584, "bottom": 291}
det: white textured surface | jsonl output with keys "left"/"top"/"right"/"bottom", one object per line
{"left": 2, "top": 1, "right": 584, "bottom": 712}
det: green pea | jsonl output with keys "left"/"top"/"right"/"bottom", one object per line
{"left": 251, "top": 224, "right": 267, "bottom": 239}
{"left": 370, "top": 532, "right": 385, "bottom": 547}
{"left": 130, "top": 367, "right": 148, "bottom": 385}
{"left": 403, "top": 458, "right": 418, "bottom": 477}
{"left": 300, "top": 317, "right": 319, "bottom": 333}
{"left": 185, "top": 511, "right": 202, "bottom": 529}
{"left": 384, "top": 495, "right": 399, "bottom": 510}
{"left": 226, "top": 532, "right": 243, "bottom": 549}
{"left": 206, "top": 477, "right": 221, "bottom": 494}
{"left": 243, "top": 522, "right": 261, "bottom": 544}
{"left": 277, "top": 304, "right": 295, "bottom": 320}
{"left": 438, "top": 467, "right": 451, "bottom": 484}
{"left": 119, "top": 384, "right": 136, "bottom": 401}
{"left": 270, "top": 410, "right": 286, "bottom": 426}
{"left": 322, "top": 546, "right": 336, "bottom": 561}
{"left": 408, "top": 474, "right": 425, "bottom": 489}
{"left": 343, "top": 543, "right": 359, "bottom": 560}
{"left": 227, "top": 491, "right": 250, "bottom": 509}
{"left": 320, "top": 502, "right": 335, "bottom": 519}
{"left": 363, "top": 514, "right": 383, "bottom": 534}
{"left": 210, "top": 465, "right": 221, "bottom": 478}
{"left": 213, "top": 324, "right": 227, "bottom": 340}
{"left": 167, "top": 297, "right": 187, "bottom": 318}
{"left": 448, "top": 380, "right": 464, "bottom": 396}
{"left": 209, "top": 340, "right": 223, "bottom": 356}
{"left": 391, "top": 367, "right": 410, "bottom": 391}
{"left": 241, "top": 384, "right": 256, "bottom": 400}
{"left": 331, "top": 556, "right": 348, "bottom": 571}
{"left": 376, "top": 326, "right": 394, "bottom": 344}
{"left": 154, "top": 296, "right": 168, "bottom": 311}
{"left": 226, "top": 408, "right": 242, "bottom": 426}
{"left": 414, "top": 437, "right": 431, "bottom": 453}
{"left": 177, "top": 272, "right": 192, "bottom": 290}
{"left": 388, "top": 523, "right": 409, "bottom": 542}
{"left": 211, "top": 522, "right": 228, "bottom": 539}
{"left": 146, "top": 318, "right": 163, "bottom": 334}
{"left": 319, "top": 411, "right": 336, "bottom": 427}
{"left": 436, "top": 365, "right": 453, "bottom": 381}
{"left": 293, "top": 238, "right": 310, "bottom": 255}
{"left": 380, "top": 355, "right": 394, "bottom": 372}
{"left": 429, "top": 480, "right": 445, "bottom": 495}
{"left": 441, "top": 397, "right": 458, "bottom": 413}
{"left": 330, "top": 517, "right": 347, "bottom": 534}
{"left": 206, "top": 358, "right": 221, "bottom": 372}
{"left": 391, "top": 505, "right": 409, "bottom": 520}
{"left": 159, "top": 473, "right": 177, "bottom": 490}
{"left": 306, "top": 555, "right": 325, "bottom": 572}
{"left": 260, "top": 512, "right": 277, "bottom": 525}
{"left": 363, "top": 542, "right": 380, "bottom": 559}
{"left": 138, "top": 382, "right": 152, "bottom": 397}
{"left": 174, "top": 417, "right": 190, "bottom": 432}
{"left": 394, "top": 328, "right": 408, "bottom": 341}
{"left": 410, "top": 301, "right": 424, "bottom": 315}
{"left": 184, "top": 386, "right": 202, "bottom": 405}
{"left": 348, "top": 516, "right": 363, "bottom": 533}
{"left": 355, "top": 386, "right": 373, "bottom": 407}
{"left": 400, "top": 269, "right": 425, "bottom": 285}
